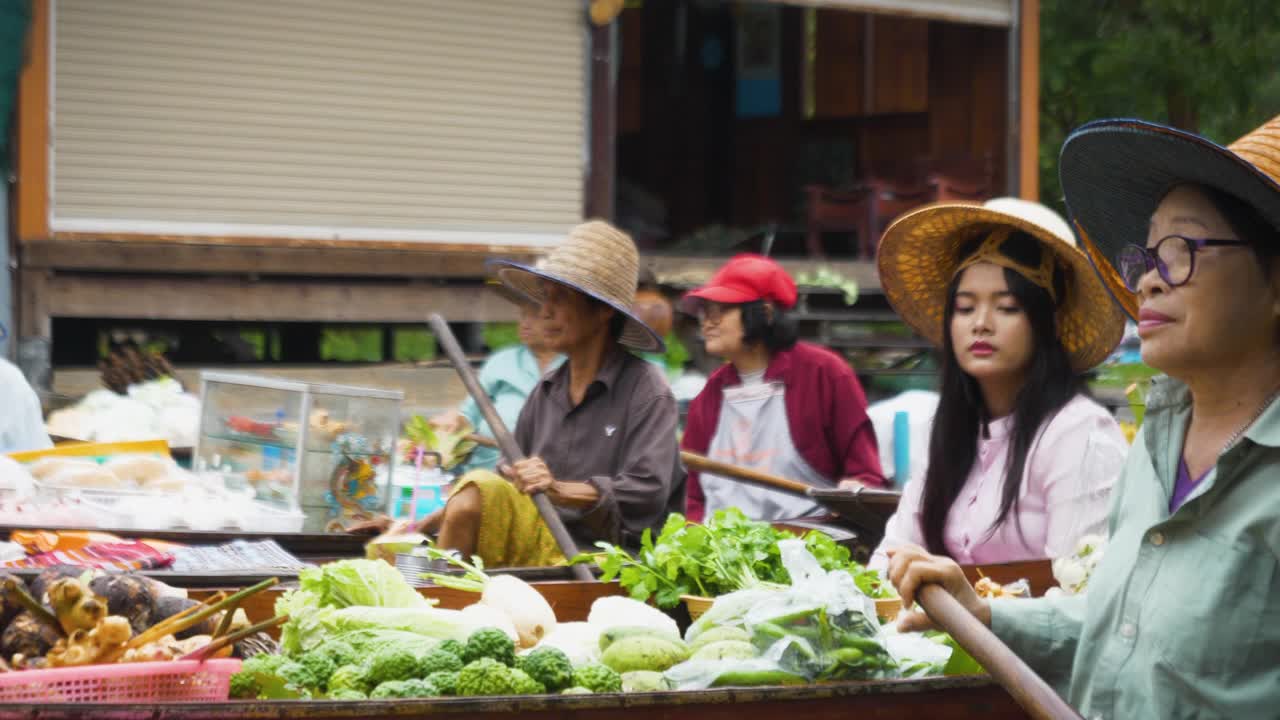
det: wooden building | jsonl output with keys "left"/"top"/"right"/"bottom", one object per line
{"left": 9, "top": 0, "right": 1039, "bottom": 386}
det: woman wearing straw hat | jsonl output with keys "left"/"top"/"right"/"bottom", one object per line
{"left": 869, "top": 198, "right": 1128, "bottom": 571}
{"left": 425, "top": 220, "right": 681, "bottom": 567}
{"left": 887, "top": 117, "right": 1280, "bottom": 719}
{"left": 680, "top": 254, "right": 886, "bottom": 523}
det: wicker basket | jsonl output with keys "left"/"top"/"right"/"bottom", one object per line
{"left": 683, "top": 594, "right": 902, "bottom": 622}
{"left": 681, "top": 594, "right": 715, "bottom": 621}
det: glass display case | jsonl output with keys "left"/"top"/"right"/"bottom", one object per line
{"left": 194, "top": 372, "right": 404, "bottom": 532}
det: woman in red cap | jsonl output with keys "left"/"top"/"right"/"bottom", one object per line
{"left": 680, "top": 254, "right": 886, "bottom": 522}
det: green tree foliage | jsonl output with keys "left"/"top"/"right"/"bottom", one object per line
{"left": 1040, "top": 0, "right": 1280, "bottom": 209}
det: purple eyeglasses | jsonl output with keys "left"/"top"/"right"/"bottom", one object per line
{"left": 1118, "top": 235, "right": 1251, "bottom": 292}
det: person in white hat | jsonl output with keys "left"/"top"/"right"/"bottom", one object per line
{"left": 870, "top": 197, "right": 1128, "bottom": 571}
{"left": 887, "top": 116, "right": 1280, "bottom": 720}
{"left": 423, "top": 220, "right": 681, "bottom": 567}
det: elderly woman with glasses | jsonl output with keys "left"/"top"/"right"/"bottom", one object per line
{"left": 886, "top": 117, "right": 1280, "bottom": 719}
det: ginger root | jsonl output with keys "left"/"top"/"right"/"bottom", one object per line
{"left": 46, "top": 616, "right": 132, "bottom": 667}
{"left": 47, "top": 578, "right": 107, "bottom": 636}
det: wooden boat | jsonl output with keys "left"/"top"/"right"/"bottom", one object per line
{"left": 14, "top": 677, "right": 1027, "bottom": 719}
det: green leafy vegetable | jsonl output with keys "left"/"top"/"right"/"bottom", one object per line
{"left": 572, "top": 509, "right": 891, "bottom": 608}
{"left": 295, "top": 558, "right": 430, "bottom": 610}
{"left": 403, "top": 415, "right": 478, "bottom": 471}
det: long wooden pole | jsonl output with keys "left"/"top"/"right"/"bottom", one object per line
{"left": 917, "top": 586, "right": 1082, "bottom": 720}
{"left": 680, "top": 451, "right": 812, "bottom": 495}
{"left": 680, "top": 451, "right": 1080, "bottom": 720}
{"left": 428, "top": 314, "right": 593, "bottom": 582}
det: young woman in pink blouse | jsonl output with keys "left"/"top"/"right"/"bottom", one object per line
{"left": 870, "top": 198, "right": 1129, "bottom": 569}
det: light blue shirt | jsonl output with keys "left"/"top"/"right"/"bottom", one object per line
{"left": 459, "top": 346, "right": 562, "bottom": 471}
{"left": 0, "top": 359, "right": 52, "bottom": 454}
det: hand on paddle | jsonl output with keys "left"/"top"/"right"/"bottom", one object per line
{"left": 502, "top": 457, "right": 556, "bottom": 495}
{"left": 886, "top": 544, "right": 991, "bottom": 632}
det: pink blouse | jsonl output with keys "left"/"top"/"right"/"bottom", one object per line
{"left": 870, "top": 394, "right": 1126, "bottom": 569}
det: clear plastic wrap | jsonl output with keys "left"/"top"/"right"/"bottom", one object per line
{"left": 668, "top": 540, "right": 896, "bottom": 689}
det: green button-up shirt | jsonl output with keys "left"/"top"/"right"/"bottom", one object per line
{"left": 990, "top": 376, "right": 1280, "bottom": 720}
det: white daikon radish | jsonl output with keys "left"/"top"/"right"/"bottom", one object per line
{"left": 587, "top": 596, "right": 679, "bottom": 640}
{"left": 460, "top": 602, "right": 519, "bottom": 643}
{"left": 531, "top": 621, "right": 601, "bottom": 667}
{"left": 420, "top": 547, "right": 558, "bottom": 649}
{"left": 480, "top": 574, "right": 557, "bottom": 648}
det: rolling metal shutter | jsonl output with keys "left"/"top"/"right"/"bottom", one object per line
{"left": 50, "top": 0, "right": 587, "bottom": 246}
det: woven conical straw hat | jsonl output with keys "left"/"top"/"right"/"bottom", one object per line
{"left": 489, "top": 221, "right": 664, "bottom": 352}
{"left": 878, "top": 197, "right": 1126, "bottom": 373}
{"left": 1061, "top": 114, "right": 1280, "bottom": 320}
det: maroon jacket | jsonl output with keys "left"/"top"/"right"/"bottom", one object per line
{"left": 681, "top": 342, "right": 885, "bottom": 522}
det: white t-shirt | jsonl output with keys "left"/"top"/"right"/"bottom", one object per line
{"left": 0, "top": 360, "right": 52, "bottom": 454}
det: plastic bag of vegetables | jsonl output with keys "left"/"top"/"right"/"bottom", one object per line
{"left": 668, "top": 540, "right": 896, "bottom": 689}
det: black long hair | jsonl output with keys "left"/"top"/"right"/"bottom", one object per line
{"left": 920, "top": 231, "right": 1084, "bottom": 555}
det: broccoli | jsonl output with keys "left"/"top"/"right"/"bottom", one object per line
{"left": 297, "top": 651, "right": 338, "bottom": 689}
{"left": 572, "top": 663, "right": 622, "bottom": 694}
{"left": 427, "top": 670, "right": 458, "bottom": 696}
{"left": 436, "top": 638, "right": 465, "bottom": 659}
{"left": 561, "top": 686, "right": 593, "bottom": 695}
{"left": 367, "top": 647, "right": 421, "bottom": 684}
{"left": 463, "top": 627, "right": 516, "bottom": 666}
{"left": 510, "top": 668, "right": 546, "bottom": 695}
{"left": 417, "top": 647, "right": 464, "bottom": 676}
{"left": 229, "top": 653, "right": 290, "bottom": 698}
{"left": 277, "top": 659, "right": 322, "bottom": 693}
{"left": 520, "top": 647, "right": 574, "bottom": 692}
{"left": 327, "top": 664, "right": 371, "bottom": 695}
{"left": 327, "top": 688, "right": 367, "bottom": 700}
{"left": 456, "top": 657, "right": 518, "bottom": 696}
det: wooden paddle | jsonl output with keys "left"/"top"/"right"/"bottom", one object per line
{"left": 428, "top": 314, "right": 593, "bottom": 582}
{"left": 679, "top": 451, "right": 1080, "bottom": 720}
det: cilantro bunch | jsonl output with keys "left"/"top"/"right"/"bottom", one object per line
{"left": 573, "top": 509, "right": 890, "bottom": 608}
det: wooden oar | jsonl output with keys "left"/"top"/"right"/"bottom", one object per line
{"left": 679, "top": 452, "right": 1079, "bottom": 720}
{"left": 428, "top": 314, "right": 593, "bottom": 582}
{"left": 916, "top": 586, "right": 1082, "bottom": 720}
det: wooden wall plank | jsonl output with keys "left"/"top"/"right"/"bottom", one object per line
{"left": 811, "top": 10, "right": 866, "bottom": 118}
{"left": 14, "top": 0, "right": 49, "bottom": 243}
{"left": 23, "top": 239, "right": 536, "bottom": 278}
{"left": 867, "top": 15, "right": 929, "bottom": 115}
{"left": 1018, "top": 0, "right": 1040, "bottom": 200}
{"left": 39, "top": 274, "right": 519, "bottom": 323}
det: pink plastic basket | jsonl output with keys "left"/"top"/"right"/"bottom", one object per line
{"left": 0, "top": 658, "right": 241, "bottom": 703}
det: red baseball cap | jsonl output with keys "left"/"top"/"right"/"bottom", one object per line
{"left": 682, "top": 254, "right": 798, "bottom": 311}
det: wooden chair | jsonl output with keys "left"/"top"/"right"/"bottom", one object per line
{"left": 928, "top": 152, "right": 995, "bottom": 202}
{"left": 803, "top": 184, "right": 873, "bottom": 258}
{"left": 865, "top": 177, "right": 937, "bottom": 257}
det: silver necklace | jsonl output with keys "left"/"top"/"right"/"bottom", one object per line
{"left": 1220, "top": 386, "right": 1280, "bottom": 455}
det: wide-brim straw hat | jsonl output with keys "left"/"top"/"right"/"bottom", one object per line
{"left": 488, "top": 220, "right": 665, "bottom": 353}
{"left": 878, "top": 197, "right": 1126, "bottom": 373}
{"left": 1060, "top": 115, "right": 1280, "bottom": 320}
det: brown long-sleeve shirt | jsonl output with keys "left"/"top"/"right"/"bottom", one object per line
{"left": 514, "top": 346, "right": 682, "bottom": 549}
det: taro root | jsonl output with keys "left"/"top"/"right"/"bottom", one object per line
{"left": 152, "top": 596, "right": 217, "bottom": 639}
{"left": 0, "top": 574, "right": 27, "bottom": 629}
{"left": 90, "top": 574, "right": 158, "bottom": 635}
{"left": 30, "top": 566, "right": 89, "bottom": 603}
{"left": 0, "top": 612, "right": 62, "bottom": 659}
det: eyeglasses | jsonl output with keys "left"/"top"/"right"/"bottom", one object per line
{"left": 1117, "top": 235, "right": 1251, "bottom": 292}
{"left": 696, "top": 303, "right": 732, "bottom": 325}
